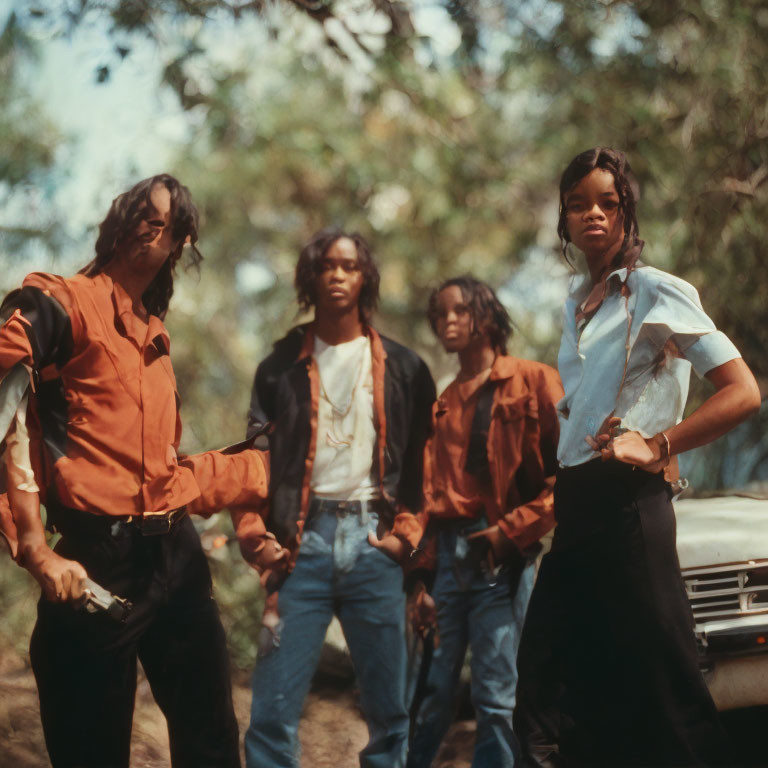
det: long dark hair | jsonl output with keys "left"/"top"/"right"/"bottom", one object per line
{"left": 294, "top": 228, "right": 380, "bottom": 323}
{"left": 427, "top": 275, "right": 512, "bottom": 355}
{"left": 80, "top": 174, "right": 202, "bottom": 317}
{"left": 557, "top": 148, "right": 641, "bottom": 270}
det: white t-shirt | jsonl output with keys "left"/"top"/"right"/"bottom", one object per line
{"left": 310, "top": 334, "right": 378, "bottom": 500}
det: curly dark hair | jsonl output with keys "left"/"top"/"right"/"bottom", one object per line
{"left": 557, "top": 147, "right": 641, "bottom": 270}
{"left": 80, "top": 174, "right": 202, "bottom": 317}
{"left": 427, "top": 275, "right": 512, "bottom": 355}
{"left": 294, "top": 228, "right": 379, "bottom": 322}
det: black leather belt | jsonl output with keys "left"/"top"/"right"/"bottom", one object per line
{"left": 308, "top": 497, "right": 388, "bottom": 518}
{"left": 134, "top": 507, "right": 187, "bottom": 536}
{"left": 49, "top": 505, "right": 187, "bottom": 539}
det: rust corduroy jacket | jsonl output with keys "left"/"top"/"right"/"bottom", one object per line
{"left": 417, "top": 355, "right": 564, "bottom": 564}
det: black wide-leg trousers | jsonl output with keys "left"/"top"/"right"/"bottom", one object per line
{"left": 514, "top": 460, "right": 728, "bottom": 768}
{"left": 30, "top": 513, "right": 240, "bottom": 768}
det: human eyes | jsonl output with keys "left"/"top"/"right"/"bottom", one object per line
{"left": 318, "top": 259, "right": 359, "bottom": 273}
{"left": 436, "top": 303, "right": 468, "bottom": 318}
{"left": 566, "top": 199, "right": 585, "bottom": 213}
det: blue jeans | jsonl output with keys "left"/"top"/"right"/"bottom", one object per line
{"left": 407, "top": 524, "right": 536, "bottom": 768}
{"left": 245, "top": 500, "right": 409, "bottom": 768}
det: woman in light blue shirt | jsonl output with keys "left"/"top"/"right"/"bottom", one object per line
{"left": 513, "top": 148, "right": 761, "bottom": 768}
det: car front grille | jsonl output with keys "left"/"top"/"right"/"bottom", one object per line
{"left": 682, "top": 560, "right": 768, "bottom": 650}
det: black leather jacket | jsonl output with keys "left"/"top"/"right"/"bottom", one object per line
{"left": 247, "top": 323, "right": 435, "bottom": 547}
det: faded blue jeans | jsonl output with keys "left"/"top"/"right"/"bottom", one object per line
{"left": 245, "top": 499, "right": 409, "bottom": 768}
{"left": 407, "top": 523, "right": 536, "bottom": 768}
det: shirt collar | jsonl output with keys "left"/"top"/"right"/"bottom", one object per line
{"left": 100, "top": 272, "right": 170, "bottom": 352}
{"left": 489, "top": 354, "right": 518, "bottom": 382}
{"left": 569, "top": 266, "right": 628, "bottom": 302}
{"left": 295, "top": 322, "right": 386, "bottom": 365}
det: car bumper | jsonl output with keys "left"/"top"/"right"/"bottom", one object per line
{"left": 697, "top": 614, "right": 768, "bottom": 657}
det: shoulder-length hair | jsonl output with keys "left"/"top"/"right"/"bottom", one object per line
{"left": 294, "top": 228, "right": 379, "bottom": 323}
{"left": 557, "top": 147, "right": 641, "bottom": 270}
{"left": 80, "top": 174, "right": 202, "bottom": 317}
{"left": 427, "top": 275, "right": 513, "bottom": 355}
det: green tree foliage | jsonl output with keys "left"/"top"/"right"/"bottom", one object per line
{"left": 166, "top": 46, "right": 567, "bottom": 454}
{"left": 12, "top": 2, "right": 767, "bottom": 384}
{"left": 0, "top": 11, "right": 65, "bottom": 258}
{"left": 149, "top": 1, "right": 768, "bottom": 460}
{"left": 505, "top": 0, "right": 768, "bottom": 381}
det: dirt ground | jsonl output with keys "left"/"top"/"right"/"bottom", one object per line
{"left": 0, "top": 646, "right": 474, "bottom": 768}
{"left": 4, "top": 642, "right": 767, "bottom": 767}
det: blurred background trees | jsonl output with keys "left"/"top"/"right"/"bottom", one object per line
{"left": 1, "top": 0, "right": 766, "bottom": 656}
{"left": 6, "top": 0, "right": 765, "bottom": 424}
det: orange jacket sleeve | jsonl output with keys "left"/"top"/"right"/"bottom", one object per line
{"left": 181, "top": 448, "right": 269, "bottom": 518}
{"left": 497, "top": 364, "right": 563, "bottom": 551}
{"left": 389, "top": 389, "right": 439, "bottom": 553}
{"left": 0, "top": 309, "right": 35, "bottom": 375}
{"left": 496, "top": 477, "right": 557, "bottom": 552}
{"left": 399, "top": 418, "right": 438, "bottom": 584}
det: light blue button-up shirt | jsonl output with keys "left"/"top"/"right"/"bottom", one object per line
{"left": 557, "top": 265, "right": 741, "bottom": 467}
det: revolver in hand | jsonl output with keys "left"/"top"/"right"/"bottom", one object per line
{"left": 76, "top": 577, "right": 133, "bottom": 623}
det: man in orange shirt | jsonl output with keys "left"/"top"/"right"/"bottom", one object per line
{"left": 405, "top": 276, "right": 563, "bottom": 767}
{"left": 0, "top": 175, "right": 267, "bottom": 768}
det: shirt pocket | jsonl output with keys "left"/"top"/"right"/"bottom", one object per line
{"left": 490, "top": 395, "right": 543, "bottom": 506}
{"left": 493, "top": 395, "right": 539, "bottom": 423}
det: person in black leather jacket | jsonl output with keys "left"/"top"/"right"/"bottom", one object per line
{"left": 234, "top": 228, "right": 435, "bottom": 768}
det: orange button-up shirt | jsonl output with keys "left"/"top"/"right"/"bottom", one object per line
{"left": 428, "top": 367, "right": 492, "bottom": 521}
{"left": 421, "top": 355, "right": 563, "bottom": 552}
{"left": 0, "top": 271, "right": 267, "bottom": 519}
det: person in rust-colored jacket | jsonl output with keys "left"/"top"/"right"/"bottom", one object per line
{"left": 406, "top": 276, "right": 563, "bottom": 768}
{"left": 0, "top": 174, "right": 268, "bottom": 768}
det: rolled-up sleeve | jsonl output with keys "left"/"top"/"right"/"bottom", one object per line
{"left": 640, "top": 275, "right": 741, "bottom": 376}
{"left": 683, "top": 331, "right": 741, "bottom": 377}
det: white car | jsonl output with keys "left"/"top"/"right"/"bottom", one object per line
{"left": 675, "top": 495, "right": 768, "bottom": 710}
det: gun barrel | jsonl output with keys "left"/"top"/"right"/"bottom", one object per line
{"left": 81, "top": 577, "right": 133, "bottom": 622}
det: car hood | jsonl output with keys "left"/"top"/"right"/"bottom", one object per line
{"left": 675, "top": 496, "right": 768, "bottom": 569}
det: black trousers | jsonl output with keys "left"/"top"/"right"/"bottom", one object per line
{"left": 514, "top": 460, "right": 729, "bottom": 768}
{"left": 30, "top": 513, "right": 240, "bottom": 768}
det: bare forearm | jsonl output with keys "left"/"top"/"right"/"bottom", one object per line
{"left": 667, "top": 359, "right": 761, "bottom": 456}
{"left": 604, "top": 359, "right": 761, "bottom": 470}
{"left": 7, "top": 481, "right": 86, "bottom": 600}
{"left": 7, "top": 482, "right": 47, "bottom": 563}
